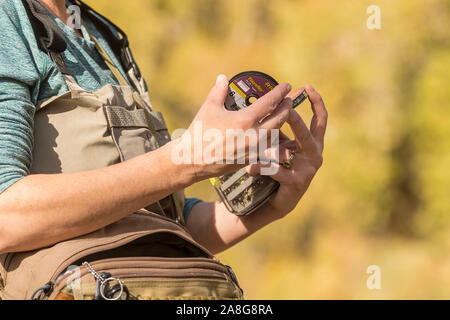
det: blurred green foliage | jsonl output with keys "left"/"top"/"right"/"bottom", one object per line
{"left": 85, "top": 0, "right": 450, "bottom": 299}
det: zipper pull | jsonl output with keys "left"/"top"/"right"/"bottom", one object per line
{"left": 83, "top": 262, "right": 127, "bottom": 300}
{"left": 93, "top": 272, "right": 111, "bottom": 300}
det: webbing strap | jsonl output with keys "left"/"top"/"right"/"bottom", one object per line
{"left": 82, "top": 23, "right": 174, "bottom": 219}
{"left": 47, "top": 51, "right": 83, "bottom": 91}
{"left": 81, "top": 21, "right": 148, "bottom": 106}
{"left": 73, "top": 0, "right": 142, "bottom": 81}
{"left": 81, "top": 21, "right": 129, "bottom": 87}
{"left": 104, "top": 107, "right": 149, "bottom": 128}
{"left": 79, "top": 20, "right": 162, "bottom": 147}
{"left": 21, "top": 0, "right": 82, "bottom": 91}
{"left": 22, "top": 0, "right": 143, "bottom": 91}
{"left": 21, "top": 0, "right": 67, "bottom": 53}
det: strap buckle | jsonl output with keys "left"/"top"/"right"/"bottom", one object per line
{"left": 121, "top": 46, "right": 142, "bottom": 80}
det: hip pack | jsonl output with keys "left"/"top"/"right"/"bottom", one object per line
{"left": 0, "top": 211, "right": 242, "bottom": 300}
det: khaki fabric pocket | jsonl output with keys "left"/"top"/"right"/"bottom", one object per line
{"left": 53, "top": 257, "right": 243, "bottom": 300}
{"left": 148, "top": 110, "right": 171, "bottom": 146}
{"left": 104, "top": 106, "right": 159, "bottom": 161}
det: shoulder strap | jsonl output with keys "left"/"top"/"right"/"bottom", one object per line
{"left": 73, "top": 0, "right": 142, "bottom": 82}
{"left": 81, "top": 21, "right": 129, "bottom": 87}
{"left": 21, "top": 0, "right": 82, "bottom": 90}
{"left": 21, "top": 0, "right": 143, "bottom": 88}
{"left": 21, "top": 0, "right": 67, "bottom": 54}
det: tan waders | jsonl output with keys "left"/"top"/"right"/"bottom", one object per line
{"left": 0, "top": 0, "right": 243, "bottom": 300}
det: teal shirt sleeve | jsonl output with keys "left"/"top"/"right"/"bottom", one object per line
{"left": 0, "top": 1, "right": 41, "bottom": 194}
{"left": 183, "top": 198, "right": 203, "bottom": 222}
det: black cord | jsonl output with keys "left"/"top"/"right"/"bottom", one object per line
{"left": 30, "top": 282, "right": 54, "bottom": 300}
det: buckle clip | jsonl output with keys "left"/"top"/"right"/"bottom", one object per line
{"left": 122, "top": 46, "right": 142, "bottom": 80}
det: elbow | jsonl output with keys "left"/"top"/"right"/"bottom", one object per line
{"left": 0, "top": 244, "right": 8, "bottom": 255}
{"left": 0, "top": 209, "right": 19, "bottom": 254}
{"left": 0, "top": 181, "right": 29, "bottom": 254}
{"left": 0, "top": 235, "right": 11, "bottom": 255}
{"left": 0, "top": 220, "right": 14, "bottom": 254}
{"left": 0, "top": 218, "right": 22, "bottom": 254}
{"left": 0, "top": 216, "right": 9, "bottom": 254}
{"left": 0, "top": 229, "right": 36, "bottom": 255}
{"left": 0, "top": 229, "right": 21, "bottom": 254}
{"left": 0, "top": 212, "right": 11, "bottom": 254}
{"left": 0, "top": 210, "right": 47, "bottom": 254}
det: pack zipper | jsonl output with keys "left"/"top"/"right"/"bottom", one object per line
{"left": 55, "top": 256, "right": 232, "bottom": 286}
{"left": 26, "top": 212, "right": 236, "bottom": 299}
{"left": 50, "top": 256, "right": 240, "bottom": 299}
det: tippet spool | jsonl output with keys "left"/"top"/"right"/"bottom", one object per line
{"left": 210, "top": 71, "right": 308, "bottom": 216}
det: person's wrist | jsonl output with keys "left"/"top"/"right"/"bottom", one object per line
{"left": 153, "top": 139, "right": 202, "bottom": 188}
{"left": 260, "top": 200, "right": 290, "bottom": 221}
{"left": 234, "top": 201, "right": 286, "bottom": 231}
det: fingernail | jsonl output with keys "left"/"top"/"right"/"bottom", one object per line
{"left": 305, "top": 84, "right": 314, "bottom": 92}
{"left": 216, "top": 74, "right": 227, "bottom": 85}
{"left": 286, "top": 83, "right": 292, "bottom": 92}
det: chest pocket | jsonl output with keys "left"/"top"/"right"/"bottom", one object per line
{"left": 104, "top": 106, "right": 170, "bottom": 161}
{"left": 28, "top": 10, "right": 184, "bottom": 223}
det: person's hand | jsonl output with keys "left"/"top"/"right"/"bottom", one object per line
{"left": 177, "top": 74, "right": 293, "bottom": 179}
{"left": 247, "top": 84, "right": 328, "bottom": 219}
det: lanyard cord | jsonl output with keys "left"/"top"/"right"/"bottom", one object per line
{"left": 81, "top": 21, "right": 130, "bottom": 87}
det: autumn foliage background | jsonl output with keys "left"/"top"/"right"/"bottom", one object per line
{"left": 85, "top": 0, "right": 450, "bottom": 299}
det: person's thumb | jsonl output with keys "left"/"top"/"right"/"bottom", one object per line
{"left": 205, "top": 74, "right": 229, "bottom": 107}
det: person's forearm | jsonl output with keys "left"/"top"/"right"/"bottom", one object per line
{"left": 185, "top": 201, "right": 279, "bottom": 254}
{"left": 0, "top": 140, "right": 196, "bottom": 254}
